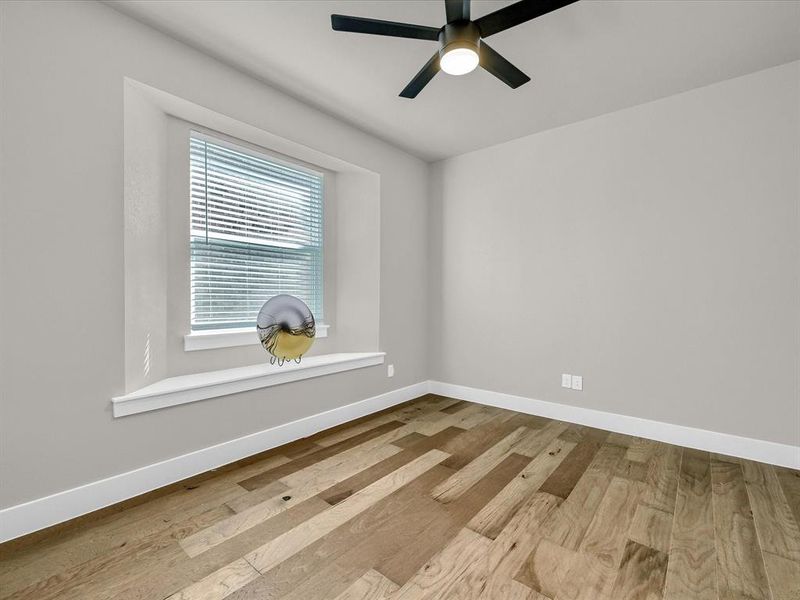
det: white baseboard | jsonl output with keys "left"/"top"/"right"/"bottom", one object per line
{"left": 0, "top": 381, "right": 429, "bottom": 543}
{"left": 429, "top": 381, "right": 800, "bottom": 470}
{"left": 4, "top": 379, "right": 797, "bottom": 543}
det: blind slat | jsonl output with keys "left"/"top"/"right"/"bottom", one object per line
{"left": 190, "top": 134, "right": 323, "bottom": 330}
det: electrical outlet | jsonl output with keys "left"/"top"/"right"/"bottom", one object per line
{"left": 571, "top": 375, "right": 583, "bottom": 391}
{"left": 561, "top": 374, "right": 572, "bottom": 388}
{"left": 387, "top": 364, "right": 394, "bottom": 378}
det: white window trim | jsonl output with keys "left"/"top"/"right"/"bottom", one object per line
{"left": 188, "top": 130, "right": 326, "bottom": 333}
{"left": 184, "top": 323, "right": 330, "bottom": 352}
{"left": 189, "top": 130, "right": 326, "bottom": 178}
{"left": 112, "top": 352, "right": 385, "bottom": 417}
{"left": 122, "top": 80, "right": 379, "bottom": 401}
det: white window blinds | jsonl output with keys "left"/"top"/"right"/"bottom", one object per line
{"left": 190, "top": 133, "right": 323, "bottom": 330}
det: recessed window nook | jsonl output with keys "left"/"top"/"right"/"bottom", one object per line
{"left": 120, "top": 79, "right": 381, "bottom": 415}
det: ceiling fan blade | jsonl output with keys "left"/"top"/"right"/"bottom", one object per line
{"left": 399, "top": 53, "right": 441, "bottom": 98}
{"left": 473, "top": 0, "right": 578, "bottom": 38}
{"left": 445, "top": 0, "right": 470, "bottom": 23}
{"left": 479, "top": 42, "right": 531, "bottom": 88}
{"left": 331, "top": 15, "right": 440, "bottom": 41}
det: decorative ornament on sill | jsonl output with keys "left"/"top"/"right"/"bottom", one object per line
{"left": 256, "top": 294, "right": 316, "bottom": 366}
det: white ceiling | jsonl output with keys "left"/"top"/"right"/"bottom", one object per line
{"left": 110, "top": 0, "right": 800, "bottom": 161}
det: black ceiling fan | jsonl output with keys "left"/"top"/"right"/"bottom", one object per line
{"left": 331, "top": 0, "right": 578, "bottom": 98}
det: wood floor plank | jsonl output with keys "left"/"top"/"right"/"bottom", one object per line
{"left": 775, "top": 467, "right": 800, "bottom": 528}
{"left": 742, "top": 461, "right": 800, "bottom": 600}
{"left": 375, "top": 453, "right": 532, "bottom": 587}
{"left": 266, "top": 442, "right": 516, "bottom": 600}
{"left": 609, "top": 540, "right": 669, "bottom": 600}
{"left": 476, "top": 492, "right": 562, "bottom": 599}
{"left": 245, "top": 450, "right": 449, "bottom": 574}
{"left": 510, "top": 420, "right": 569, "bottom": 459}
{"left": 165, "top": 558, "right": 260, "bottom": 600}
{"left": 436, "top": 411, "right": 525, "bottom": 470}
{"left": 213, "top": 454, "right": 293, "bottom": 486}
{"left": 118, "top": 497, "right": 332, "bottom": 600}
{"left": 233, "top": 419, "right": 439, "bottom": 512}
{"left": 432, "top": 427, "right": 530, "bottom": 503}
{"left": 411, "top": 396, "right": 470, "bottom": 417}
{"left": 332, "top": 569, "right": 399, "bottom": 600}
{"left": 625, "top": 438, "right": 660, "bottom": 464}
{"left": 518, "top": 414, "right": 554, "bottom": 429}
{"left": 575, "top": 425, "right": 611, "bottom": 442}
{"left": 507, "top": 580, "right": 549, "bottom": 600}
{"left": 557, "top": 424, "right": 586, "bottom": 444}
{"left": 266, "top": 562, "right": 358, "bottom": 600}
{"left": 537, "top": 434, "right": 607, "bottom": 500}
{"left": 551, "top": 550, "right": 618, "bottom": 600}
{"left": 628, "top": 503, "right": 673, "bottom": 553}
{"left": 180, "top": 444, "right": 402, "bottom": 557}
{"left": 468, "top": 436, "right": 575, "bottom": 539}
{"left": 741, "top": 459, "right": 800, "bottom": 563}
{"left": 579, "top": 476, "right": 644, "bottom": 568}
{"left": 391, "top": 528, "right": 492, "bottom": 600}
{"left": 640, "top": 443, "right": 681, "bottom": 514}
{"left": 392, "top": 432, "right": 430, "bottom": 449}
{"left": 615, "top": 458, "right": 649, "bottom": 482}
{"left": 271, "top": 464, "right": 474, "bottom": 600}
{"left": 225, "top": 480, "right": 290, "bottom": 513}
{"left": 280, "top": 439, "right": 404, "bottom": 491}
{"left": 367, "top": 411, "right": 496, "bottom": 458}
{"left": 606, "top": 431, "right": 636, "bottom": 448}
{"left": 319, "top": 426, "right": 466, "bottom": 506}
{"left": 440, "top": 400, "right": 469, "bottom": 414}
{"left": 539, "top": 443, "right": 626, "bottom": 551}
{"left": 711, "top": 459, "right": 771, "bottom": 600}
{"left": 313, "top": 397, "right": 455, "bottom": 448}
{"left": 663, "top": 448, "right": 716, "bottom": 600}
{"left": 229, "top": 421, "right": 410, "bottom": 510}
{"left": 229, "top": 465, "right": 455, "bottom": 600}
{"left": 761, "top": 551, "right": 800, "bottom": 600}
{"left": 314, "top": 421, "right": 390, "bottom": 449}
{"left": 236, "top": 421, "right": 405, "bottom": 491}
{"left": 517, "top": 537, "right": 576, "bottom": 599}
{"left": 282, "top": 439, "right": 325, "bottom": 460}
{"left": 412, "top": 396, "right": 469, "bottom": 414}
{"left": 414, "top": 404, "right": 500, "bottom": 437}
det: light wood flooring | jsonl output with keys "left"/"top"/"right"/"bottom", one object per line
{"left": 1, "top": 395, "right": 798, "bottom": 599}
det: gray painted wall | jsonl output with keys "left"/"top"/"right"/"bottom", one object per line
{"left": 1, "top": 1, "right": 798, "bottom": 511}
{"left": 430, "top": 61, "right": 800, "bottom": 446}
{"left": 0, "top": 1, "right": 430, "bottom": 508}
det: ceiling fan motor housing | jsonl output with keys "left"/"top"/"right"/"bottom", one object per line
{"left": 438, "top": 21, "right": 481, "bottom": 60}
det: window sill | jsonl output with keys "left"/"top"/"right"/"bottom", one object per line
{"left": 184, "top": 323, "right": 329, "bottom": 352}
{"left": 112, "top": 352, "right": 385, "bottom": 417}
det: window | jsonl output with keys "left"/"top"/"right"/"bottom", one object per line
{"left": 189, "top": 133, "right": 323, "bottom": 331}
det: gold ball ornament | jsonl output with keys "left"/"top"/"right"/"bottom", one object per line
{"left": 256, "top": 295, "right": 316, "bottom": 366}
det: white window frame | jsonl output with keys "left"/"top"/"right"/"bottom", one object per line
{"left": 184, "top": 323, "right": 329, "bottom": 351}
{"left": 185, "top": 131, "right": 329, "bottom": 350}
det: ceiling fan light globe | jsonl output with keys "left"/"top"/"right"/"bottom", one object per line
{"left": 440, "top": 47, "right": 479, "bottom": 76}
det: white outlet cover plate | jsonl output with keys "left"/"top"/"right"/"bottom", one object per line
{"left": 561, "top": 374, "right": 572, "bottom": 388}
{"left": 571, "top": 375, "right": 583, "bottom": 391}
